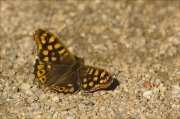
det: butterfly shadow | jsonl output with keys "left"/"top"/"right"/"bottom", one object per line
{"left": 105, "top": 78, "right": 120, "bottom": 91}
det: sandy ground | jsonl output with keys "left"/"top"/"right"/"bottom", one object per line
{"left": 1, "top": 1, "right": 180, "bottom": 119}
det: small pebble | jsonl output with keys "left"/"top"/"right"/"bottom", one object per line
{"left": 21, "top": 83, "right": 30, "bottom": 91}
{"left": 51, "top": 96, "right": 59, "bottom": 103}
{"left": 143, "top": 81, "right": 152, "bottom": 88}
{"left": 143, "top": 90, "right": 153, "bottom": 97}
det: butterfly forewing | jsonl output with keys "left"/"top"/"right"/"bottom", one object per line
{"left": 33, "top": 29, "right": 76, "bottom": 64}
{"left": 79, "top": 66, "right": 113, "bottom": 92}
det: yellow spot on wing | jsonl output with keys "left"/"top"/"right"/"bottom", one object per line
{"left": 93, "top": 77, "right": 98, "bottom": 81}
{"left": 100, "top": 77, "right": 108, "bottom": 83}
{"left": 47, "top": 45, "right": 53, "bottom": 50}
{"left": 43, "top": 50, "right": 49, "bottom": 55}
{"left": 100, "top": 71, "right": 105, "bottom": 78}
{"left": 103, "top": 76, "right": 109, "bottom": 83}
{"left": 44, "top": 57, "right": 49, "bottom": 62}
{"left": 83, "top": 78, "right": 87, "bottom": 83}
{"left": 64, "top": 88, "right": 69, "bottom": 92}
{"left": 49, "top": 36, "right": 55, "bottom": 43}
{"left": 68, "top": 84, "right": 73, "bottom": 87}
{"left": 41, "top": 39, "right": 46, "bottom": 44}
{"left": 38, "top": 44, "right": 42, "bottom": 49}
{"left": 39, "top": 61, "right": 43, "bottom": 64}
{"left": 69, "top": 87, "right": 74, "bottom": 92}
{"left": 54, "top": 43, "right": 61, "bottom": 49}
{"left": 95, "top": 84, "right": 100, "bottom": 88}
{"left": 89, "top": 81, "right": 94, "bottom": 87}
{"left": 37, "top": 69, "right": 45, "bottom": 77}
{"left": 42, "top": 33, "right": 47, "bottom": 37}
{"left": 47, "top": 65, "right": 51, "bottom": 69}
{"left": 94, "top": 70, "right": 99, "bottom": 76}
{"left": 40, "top": 33, "right": 47, "bottom": 43}
{"left": 52, "top": 86, "right": 65, "bottom": 92}
{"left": 51, "top": 57, "right": 57, "bottom": 61}
{"left": 39, "top": 75, "right": 46, "bottom": 84}
{"left": 58, "top": 48, "right": 65, "bottom": 55}
{"left": 83, "top": 84, "right": 87, "bottom": 88}
{"left": 88, "top": 69, "right": 94, "bottom": 75}
{"left": 37, "top": 65, "right": 44, "bottom": 69}
{"left": 59, "top": 87, "right": 65, "bottom": 91}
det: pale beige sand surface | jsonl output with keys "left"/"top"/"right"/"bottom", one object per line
{"left": 1, "top": 1, "right": 180, "bottom": 118}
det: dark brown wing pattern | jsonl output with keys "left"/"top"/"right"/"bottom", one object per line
{"left": 33, "top": 29, "right": 80, "bottom": 93}
{"left": 33, "top": 29, "right": 114, "bottom": 93}
{"left": 79, "top": 65, "right": 113, "bottom": 92}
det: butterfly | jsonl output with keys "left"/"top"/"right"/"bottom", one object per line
{"left": 33, "top": 29, "right": 113, "bottom": 93}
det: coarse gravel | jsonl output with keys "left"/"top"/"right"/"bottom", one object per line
{"left": 1, "top": 1, "right": 180, "bottom": 119}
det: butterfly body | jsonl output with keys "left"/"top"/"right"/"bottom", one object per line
{"left": 33, "top": 29, "right": 113, "bottom": 93}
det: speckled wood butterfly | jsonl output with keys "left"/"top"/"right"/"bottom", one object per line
{"left": 33, "top": 29, "right": 113, "bottom": 93}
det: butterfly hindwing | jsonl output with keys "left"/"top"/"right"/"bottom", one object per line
{"left": 51, "top": 71, "right": 80, "bottom": 93}
{"left": 34, "top": 59, "right": 80, "bottom": 93}
{"left": 79, "top": 66, "right": 113, "bottom": 92}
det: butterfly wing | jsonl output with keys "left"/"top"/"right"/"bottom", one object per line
{"left": 33, "top": 29, "right": 76, "bottom": 64}
{"left": 79, "top": 65, "right": 113, "bottom": 92}
{"left": 51, "top": 70, "right": 80, "bottom": 93}
{"left": 33, "top": 29, "right": 80, "bottom": 93}
{"left": 33, "top": 29, "right": 113, "bottom": 93}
